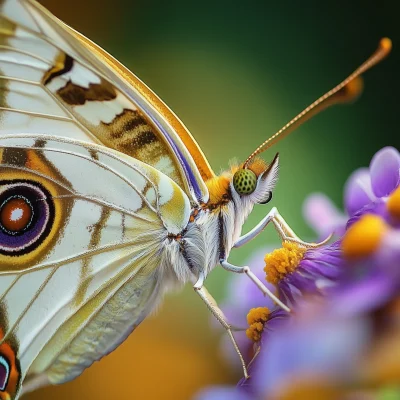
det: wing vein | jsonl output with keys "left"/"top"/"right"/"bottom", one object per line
{"left": 17, "top": 245, "right": 155, "bottom": 361}
{"left": 0, "top": 106, "right": 72, "bottom": 122}
{"left": 41, "top": 85, "right": 104, "bottom": 145}
{"left": 0, "top": 44, "right": 52, "bottom": 66}
{"left": 0, "top": 75, "right": 40, "bottom": 86}
{"left": 0, "top": 13, "right": 115, "bottom": 90}
{"left": 0, "top": 232, "right": 161, "bottom": 276}
{"left": 0, "top": 163, "right": 156, "bottom": 222}
{"left": 1, "top": 142, "right": 159, "bottom": 213}
{"left": 0, "top": 267, "right": 57, "bottom": 346}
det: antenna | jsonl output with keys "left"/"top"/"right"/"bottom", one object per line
{"left": 244, "top": 38, "right": 392, "bottom": 168}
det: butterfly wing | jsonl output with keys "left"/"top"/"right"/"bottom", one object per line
{"left": 0, "top": 0, "right": 214, "bottom": 203}
{"left": 0, "top": 134, "right": 191, "bottom": 399}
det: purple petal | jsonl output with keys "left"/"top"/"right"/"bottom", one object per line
{"left": 194, "top": 386, "right": 250, "bottom": 400}
{"left": 370, "top": 147, "right": 400, "bottom": 197}
{"left": 377, "top": 230, "right": 400, "bottom": 277}
{"left": 303, "top": 193, "right": 347, "bottom": 238}
{"left": 303, "top": 242, "right": 341, "bottom": 262}
{"left": 299, "top": 260, "right": 340, "bottom": 279}
{"left": 331, "top": 273, "right": 395, "bottom": 316}
{"left": 279, "top": 281, "right": 296, "bottom": 305}
{"left": 344, "top": 168, "right": 375, "bottom": 215}
{"left": 287, "top": 271, "right": 317, "bottom": 292}
{"left": 346, "top": 199, "right": 388, "bottom": 228}
{"left": 251, "top": 314, "right": 369, "bottom": 397}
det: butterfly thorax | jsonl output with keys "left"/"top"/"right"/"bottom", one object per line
{"left": 176, "top": 158, "right": 279, "bottom": 280}
{"left": 160, "top": 170, "right": 257, "bottom": 286}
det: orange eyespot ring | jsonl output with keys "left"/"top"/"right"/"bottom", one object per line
{"left": 233, "top": 169, "right": 257, "bottom": 195}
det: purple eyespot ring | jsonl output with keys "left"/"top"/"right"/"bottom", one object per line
{"left": 0, "top": 180, "right": 55, "bottom": 255}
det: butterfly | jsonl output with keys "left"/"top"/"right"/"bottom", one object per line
{"left": 0, "top": 0, "right": 391, "bottom": 398}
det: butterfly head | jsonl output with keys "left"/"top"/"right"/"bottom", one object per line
{"left": 231, "top": 154, "right": 279, "bottom": 206}
{"left": 204, "top": 153, "right": 279, "bottom": 223}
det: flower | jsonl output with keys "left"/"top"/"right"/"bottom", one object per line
{"left": 264, "top": 241, "right": 343, "bottom": 306}
{"left": 245, "top": 307, "right": 287, "bottom": 343}
{"left": 302, "top": 146, "right": 400, "bottom": 315}
{"left": 342, "top": 213, "right": 389, "bottom": 259}
{"left": 329, "top": 188, "right": 400, "bottom": 316}
{"left": 196, "top": 296, "right": 400, "bottom": 400}
{"left": 246, "top": 309, "right": 371, "bottom": 399}
{"left": 345, "top": 146, "right": 400, "bottom": 215}
{"left": 304, "top": 146, "right": 400, "bottom": 236}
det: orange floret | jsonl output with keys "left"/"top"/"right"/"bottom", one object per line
{"left": 246, "top": 307, "right": 270, "bottom": 342}
{"left": 264, "top": 243, "right": 306, "bottom": 285}
{"left": 387, "top": 186, "right": 400, "bottom": 220}
{"left": 342, "top": 214, "right": 388, "bottom": 259}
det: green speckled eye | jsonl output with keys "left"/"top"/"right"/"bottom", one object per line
{"left": 233, "top": 169, "right": 257, "bottom": 195}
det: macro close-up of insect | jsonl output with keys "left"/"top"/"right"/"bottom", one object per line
{"left": 0, "top": 1, "right": 399, "bottom": 399}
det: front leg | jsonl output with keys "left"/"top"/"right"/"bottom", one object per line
{"left": 234, "top": 206, "right": 331, "bottom": 248}
{"left": 193, "top": 273, "right": 249, "bottom": 379}
{"left": 220, "top": 259, "right": 291, "bottom": 313}
{"left": 227, "top": 206, "right": 330, "bottom": 313}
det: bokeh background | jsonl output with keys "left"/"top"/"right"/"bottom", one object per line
{"left": 26, "top": 0, "right": 400, "bottom": 399}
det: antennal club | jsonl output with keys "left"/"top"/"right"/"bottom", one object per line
{"left": 244, "top": 38, "right": 392, "bottom": 167}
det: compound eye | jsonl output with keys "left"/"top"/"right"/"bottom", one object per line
{"left": 233, "top": 169, "right": 257, "bottom": 195}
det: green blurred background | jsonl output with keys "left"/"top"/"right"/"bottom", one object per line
{"left": 26, "top": 0, "right": 399, "bottom": 398}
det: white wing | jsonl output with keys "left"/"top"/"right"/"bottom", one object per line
{"left": 0, "top": 0, "right": 213, "bottom": 203}
{"left": 0, "top": 134, "right": 191, "bottom": 399}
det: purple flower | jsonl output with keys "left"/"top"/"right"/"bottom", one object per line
{"left": 248, "top": 311, "right": 370, "bottom": 398}
{"left": 304, "top": 146, "right": 400, "bottom": 236}
{"left": 332, "top": 199, "right": 400, "bottom": 315}
{"left": 195, "top": 386, "right": 250, "bottom": 400}
{"left": 302, "top": 146, "right": 400, "bottom": 314}
{"left": 196, "top": 304, "right": 373, "bottom": 400}
{"left": 346, "top": 146, "right": 400, "bottom": 214}
{"left": 264, "top": 241, "right": 343, "bottom": 306}
{"left": 197, "top": 303, "right": 400, "bottom": 400}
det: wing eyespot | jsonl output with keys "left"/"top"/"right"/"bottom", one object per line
{"left": 0, "top": 180, "right": 55, "bottom": 256}
{"left": 0, "top": 355, "right": 10, "bottom": 392}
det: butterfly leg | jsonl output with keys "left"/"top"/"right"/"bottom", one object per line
{"left": 194, "top": 273, "right": 249, "bottom": 379}
{"left": 234, "top": 206, "right": 331, "bottom": 249}
{"left": 219, "top": 259, "right": 291, "bottom": 313}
